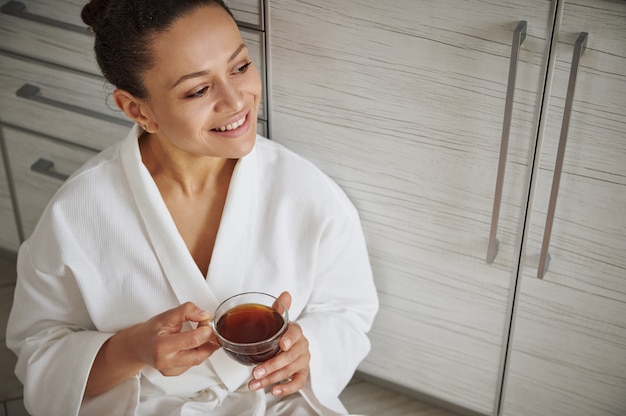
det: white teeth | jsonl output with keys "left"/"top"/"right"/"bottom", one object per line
{"left": 215, "top": 115, "right": 246, "bottom": 132}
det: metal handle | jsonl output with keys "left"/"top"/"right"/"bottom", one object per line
{"left": 30, "top": 158, "right": 69, "bottom": 181}
{"left": 486, "top": 21, "right": 527, "bottom": 264}
{"left": 1, "top": 1, "right": 88, "bottom": 34}
{"left": 16, "top": 84, "right": 133, "bottom": 128}
{"left": 537, "top": 32, "right": 588, "bottom": 278}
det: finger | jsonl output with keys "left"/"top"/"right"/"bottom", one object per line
{"left": 271, "top": 371, "right": 308, "bottom": 396}
{"left": 250, "top": 334, "right": 309, "bottom": 390}
{"left": 279, "top": 322, "right": 303, "bottom": 352}
{"left": 255, "top": 324, "right": 306, "bottom": 377}
{"left": 277, "top": 291, "right": 292, "bottom": 310}
{"left": 159, "top": 346, "right": 214, "bottom": 376}
{"left": 155, "top": 302, "right": 212, "bottom": 332}
{"left": 178, "top": 302, "right": 212, "bottom": 323}
{"left": 177, "top": 325, "right": 215, "bottom": 350}
{"left": 155, "top": 328, "right": 219, "bottom": 374}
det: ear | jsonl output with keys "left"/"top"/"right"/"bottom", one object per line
{"left": 113, "top": 89, "right": 157, "bottom": 133}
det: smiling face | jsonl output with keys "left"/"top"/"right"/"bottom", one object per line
{"left": 131, "top": 5, "right": 262, "bottom": 160}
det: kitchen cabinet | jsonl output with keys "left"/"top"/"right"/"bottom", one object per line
{"left": 500, "top": 1, "right": 626, "bottom": 415}
{"left": 268, "top": 0, "right": 625, "bottom": 415}
{"left": 0, "top": 143, "right": 20, "bottom": 252}
{"left": 269, "top": 0, "right": 555, "bottom": 413}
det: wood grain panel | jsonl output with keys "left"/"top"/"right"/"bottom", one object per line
{"left": 0, "top": 142, "right": 20, "bottom": 251}
{"left": 269, "top": 0, "right": 553, "bottom": 413}
{"left": 503, "top": 1, "right": 626, "bottom": 414}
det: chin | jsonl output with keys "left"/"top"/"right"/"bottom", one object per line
{"left": 223, "top": 133, "right": 257, "bottom": 159}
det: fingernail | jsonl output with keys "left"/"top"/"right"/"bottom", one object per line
{"left": 282, "top": 339, "right": 292, "bottom": 350}
{"left": 197, "top": 308, "right": 211, "bottom": 318}
{"left": 272, "top": 387, "right": 282, "bottom": 395}
{"left": 254, "top": 367, "right": 265, "bottom": 379}
{"left": 250, "top": 381, "right": 261, "bottom": 391}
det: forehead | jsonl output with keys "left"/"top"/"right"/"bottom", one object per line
{"left": 147, "top": 6, "right": 243, "bottom": 82}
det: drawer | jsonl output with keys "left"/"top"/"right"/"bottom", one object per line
{"left": 0, "top": 0, "right": 264, "bottom": 73}
{"left": 0, "top": 51, "right": 132, "bottom": 151}
{"left": 227, "top": 0, "right": 264, "bottom": 30}
{"left": 0, "top": 1, "right": 99, "bottom": 75}
{"left": 2, "top": 0, "right": 264, "bottom": 32}
{"left": 1, "top": 0, "right": 86, "bottom": 28}
{"left": 0, "top": 143, "right": 20, "bottom": 250}
{"left": 3, "top": 127, "right": 98, "bottom": 239}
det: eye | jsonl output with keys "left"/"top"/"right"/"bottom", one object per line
{"left": 234, "top": 61, "right": 253, "bottom": 74}
{"left": 186, "top": 86, "right": 209, "bottom": 99}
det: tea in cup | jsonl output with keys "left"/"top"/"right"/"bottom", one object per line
{"left": 211, "top": 292, "right": 289, "bottom": 365}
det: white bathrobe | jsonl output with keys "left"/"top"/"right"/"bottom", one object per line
{"left": 6, "top": 126, "right": 378, "bottom": 416}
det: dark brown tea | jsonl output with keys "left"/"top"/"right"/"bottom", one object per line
{"left": 216, "top": 303, "right": 284, "bottom": 344}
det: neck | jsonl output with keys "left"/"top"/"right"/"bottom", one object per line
{"left": 139, "top": 133, "right": 237, "bottom": 196}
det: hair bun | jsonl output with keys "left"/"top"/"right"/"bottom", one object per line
{"left": 81, "top": 0, "right": 112, "bottom": 33}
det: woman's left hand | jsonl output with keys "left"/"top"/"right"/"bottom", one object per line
{"left": 248, "top": 291, "right": 311, "bottom": 396}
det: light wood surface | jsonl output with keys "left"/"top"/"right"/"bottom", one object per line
{"left": 501, "top": 1, "right": 626, "bottom": 415}
{"left": 0, "top": 148, "right": 20, "bottom": 251}
{"left": 269, "top": 0, "right": 554, "bottom": 413}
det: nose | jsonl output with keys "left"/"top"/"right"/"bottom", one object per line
{"left": 213, "top": 77, "right": 244, "bottom": 112}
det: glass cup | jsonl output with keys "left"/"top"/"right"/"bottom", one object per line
{"left": 211, "top": 292, "right": 289, "bottom": 366}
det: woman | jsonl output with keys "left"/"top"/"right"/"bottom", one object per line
{"left": 6, "top": 0, "right": 378, "bottom": 415}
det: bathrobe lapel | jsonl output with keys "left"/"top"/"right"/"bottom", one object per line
{"left": 120, "top": 128, "right": 219, "bottom": 309}
{"left": 119, "top": 127, "right": 258, "bottom": 311}
{"left": 205, "top": 139, "right": 258, "bottom": 303}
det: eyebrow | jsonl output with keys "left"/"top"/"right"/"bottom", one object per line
{"left": 170, "top": 43, "right": 248, "bottom": 89}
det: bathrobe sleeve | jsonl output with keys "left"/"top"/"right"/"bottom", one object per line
{"left": 247, "top": 138, "right": 379, "bottom": 414}
{"left": 6, "top": 232, "right": 137, "bottom": 416}
{"left": 5, "top": 141, "right": 143, "bottom": 416}
{"left": 296, "top": 196, "right": 378, "bottom": 414}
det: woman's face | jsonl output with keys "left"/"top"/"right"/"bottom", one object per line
{"left": 140, "top": 5, "right": 262, "bottom": 159}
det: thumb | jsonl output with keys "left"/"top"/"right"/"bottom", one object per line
{"left": 167, "top": 302, "right": 212, "bottom": 325}
{"left": 277, "top": 291, "right": 292, "bottom": 310}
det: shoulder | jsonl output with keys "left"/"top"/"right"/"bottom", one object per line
{"left": 253, "top": 136, "right": 359, "bottom": 219}
{"left": 34, "top": 141, "right": 128, "bottom": 230}
{"left": 54, "top": 142, "right": 124, "bottom": 199}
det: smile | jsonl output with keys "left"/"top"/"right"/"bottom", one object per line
{"left": 213, "top": 114, "right": 246, "bottom": 132}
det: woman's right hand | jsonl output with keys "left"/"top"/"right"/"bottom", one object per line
{"left": 131, "top": 301, "right": 219, "bottom": 376}
{"left": 85, "top": 302, "right": 218, "bottom": 397}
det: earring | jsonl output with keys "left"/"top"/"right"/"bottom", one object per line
{"left": 140, "top": 124, "right": 147, "bottom": 131}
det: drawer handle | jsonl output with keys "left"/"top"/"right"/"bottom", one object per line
{"left": 31, "top": 158, "right": 69, "bottom": 181}
{"left": 537, "top": 32, "right": 588, "bottom": 279}
{"left": 486, "top": 21, "right": 527, "bottom": 264}
{"left": 1, "top": 1, "right": 88, "bottom": 34}
{"left": 16, "top": 83, "right": 133, "bottom": 128}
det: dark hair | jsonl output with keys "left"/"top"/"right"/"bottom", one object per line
{"left": 81, "top": 0, "right": 235, "bottom": 99}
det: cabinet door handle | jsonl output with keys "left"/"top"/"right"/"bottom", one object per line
{"left": 30, "top": 158, "right": 69, "bottom": 181}
{"left": 486, "top": 21, "right": 527, "bottom": 264}
{"left": 537, "top": 32, "right": 588, "bottom": 279}
{"left": 16, "top": 83, "right": 133, "bottom": 128}
{"left": 1, "top": 1, "right": 88, "bottom": 34}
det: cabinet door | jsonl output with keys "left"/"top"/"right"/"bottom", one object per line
{"left": 226, "top": 0, "right": 264, "bottom": 30}
{"left": 502, "top": 1, "right": 626, "bottom": 415}
{"left": 269, "top": 0, "right": 553, "bottom": 413}
{"left": 0, "top": 142, "right": 20, "bottom": 251}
